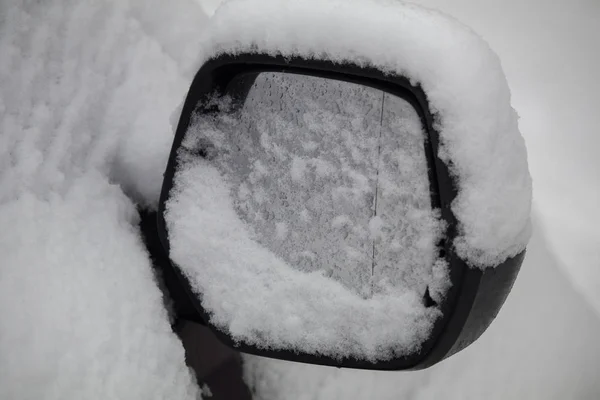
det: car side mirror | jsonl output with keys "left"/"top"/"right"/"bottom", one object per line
{"left": 147, "top": 0, "right": 532, "bottom": 371}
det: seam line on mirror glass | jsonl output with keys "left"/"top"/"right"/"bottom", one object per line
{"left": 371, "top": 91, "right": 386, "bottom": 297}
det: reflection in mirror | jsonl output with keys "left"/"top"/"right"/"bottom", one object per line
{"left": 167, "top": 72, "right": 450, "bottom": 361}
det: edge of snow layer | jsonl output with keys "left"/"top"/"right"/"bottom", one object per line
{"left": 193, "top": 0, "right": 533, "bottom": 268}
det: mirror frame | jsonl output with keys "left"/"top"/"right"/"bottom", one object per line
{"left": 154, "top": 53, "right": 525, "bottom": 370}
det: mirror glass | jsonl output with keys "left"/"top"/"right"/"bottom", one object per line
{"left": 166, "top": 72, "right": 450, "bottom": 361}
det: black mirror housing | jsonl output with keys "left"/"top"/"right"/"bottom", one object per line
{"left": 151, "top": 53, "right": 526, "bottom": 370}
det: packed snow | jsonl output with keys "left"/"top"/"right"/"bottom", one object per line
{"left": 166, "top": 73, "right": 448, "bottom": 359}
{"left": 0, "top": 0, "right": 205, "bottom": 398}
{"left": 1, "top": 0, "right": 599, "bottom": 398}
{"left": 0, "top": 176, "right": 199, "bottom": 400}
{"left": 195, "top": 0, "right": 533, "bottom": 269}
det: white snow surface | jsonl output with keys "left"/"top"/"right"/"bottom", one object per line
{"left": 0, "top": 0, "right": 206, "bottom": 398}
{"left": 196, "top": 0, "right": 533, "bottom": 269}
{"left": 0, "top": 177, "right": 199, "bottom": 400}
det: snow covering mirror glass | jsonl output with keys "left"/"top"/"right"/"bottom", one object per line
{"left": 166, "top": 72, "right": 451, "bottom": 360}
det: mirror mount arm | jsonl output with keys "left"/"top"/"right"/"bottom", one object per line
{"left": 139, "top": 208, "right": 206, "bottom": 326}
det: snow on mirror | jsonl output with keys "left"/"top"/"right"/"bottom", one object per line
{"left": 165, "top": 72, "right": 451, "bottom": 361}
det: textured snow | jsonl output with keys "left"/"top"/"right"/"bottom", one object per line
{"left": 422, "top": 0, "right": 600, "bottom": 332}
{"left": 166, "top": 73, "right": 449, "bottom": 360}
{"left": 244, "top": 217, "right": 600, "bottom": 400}
{"left": 0, "top": 0, "right": 205, "bottom": 398}
{"left": 196, "top": 0, "right": 533, "bottom": 269}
